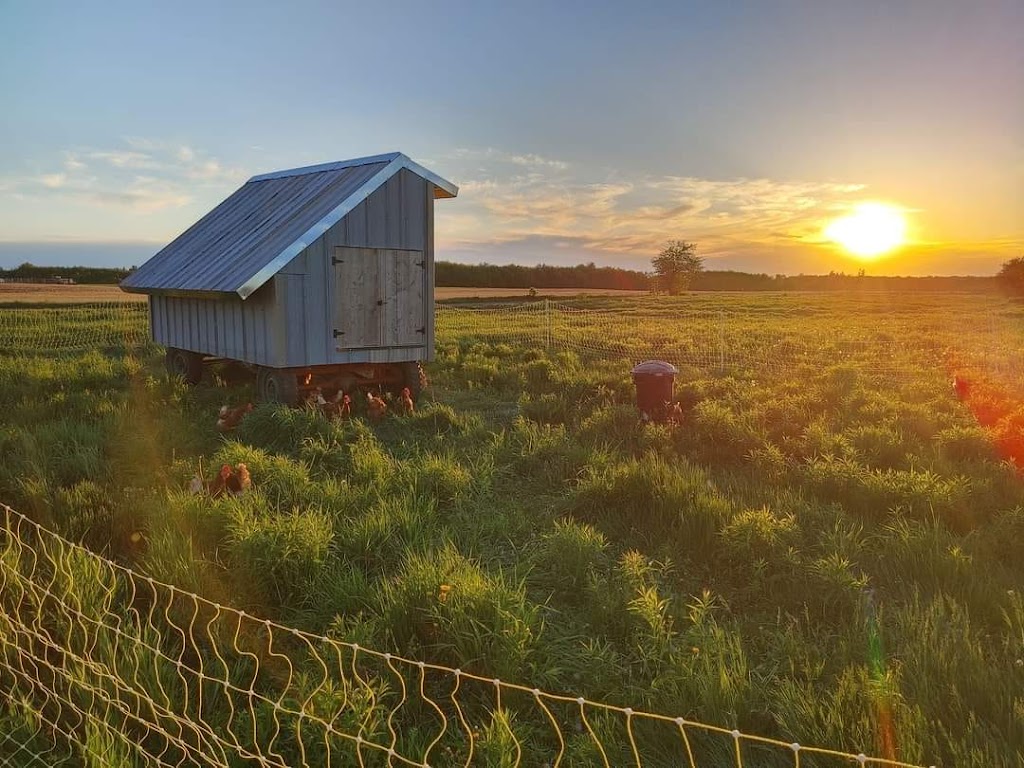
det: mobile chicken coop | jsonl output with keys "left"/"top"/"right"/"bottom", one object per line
{"left": 121, "top": 152, "right": 457, "bottom": 404}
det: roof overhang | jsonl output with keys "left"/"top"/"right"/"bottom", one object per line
{"left": 119, "top": 285, "right": 237, "bottom": 300}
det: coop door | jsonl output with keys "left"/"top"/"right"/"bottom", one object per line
{"left": 332, "top": 247, "right": 425, "bottom": 349}
{"left": 333, "top": 247, "right": 384, "bottom": 348}
{"left": 384, "top": 249, "right": 426, "bottom": 347}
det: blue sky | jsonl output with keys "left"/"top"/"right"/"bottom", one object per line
{"left": 1, "top": 0, "right": 1020, "bottom": 275}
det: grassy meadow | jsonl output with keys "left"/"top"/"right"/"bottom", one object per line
{"left": 1, "top": 292, "right": 1023, "bottom": 766}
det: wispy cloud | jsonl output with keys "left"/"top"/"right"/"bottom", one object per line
{"left": 442, "top": 148, "right": 870, "bottom": 259}
{"left": 0, "top": 139, "right": 245, "bottom": 213}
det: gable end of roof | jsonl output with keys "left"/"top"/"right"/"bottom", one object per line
{"left": 235, "top": 154, "right": 458, "bottom": 299}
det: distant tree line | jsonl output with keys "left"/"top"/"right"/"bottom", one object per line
{"left": 435, "top": 261, "right": 650, "bottom": 290}
{"left": 693, "top": 271, "right": 999, "bottom": 293}
{"left": 0, "top": 263, "right": 133, "bottom": 285}
{"left": 437, "top": 261, "right": 1001, "bottom": 293}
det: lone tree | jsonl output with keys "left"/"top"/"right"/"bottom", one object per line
{"left": 653, "top": 240, "right": 703, "bottom": 295}
{"left": 997, "top": 257, "right": 1024, "bottom": 297}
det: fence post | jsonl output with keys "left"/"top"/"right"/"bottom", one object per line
{"left": 545, "top": 299, "right": 552, "bottom": 349}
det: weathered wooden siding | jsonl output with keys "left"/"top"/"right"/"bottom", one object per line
{"left": 277, "top": 169, "right": 434, "bottom": 366}
{"left": 150, "top": 282, "right": 280, "bottom": 365}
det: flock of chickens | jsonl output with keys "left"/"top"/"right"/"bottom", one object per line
{"left": 305, "top": 387, "right": 415, "bottom": 421}
{"left": 190, "top": 373, "right": 981, "bottom": 498}
{"left": 192, "top": 386, "right": 418, "bottom": 498}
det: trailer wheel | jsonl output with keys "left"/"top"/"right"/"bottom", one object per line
{"left": 259, "top": 368, "right": 299, "bottom": 405}
{"left": 165, "top": 348, "right": 203, "bottom": 385}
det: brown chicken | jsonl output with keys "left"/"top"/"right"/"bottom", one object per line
{"left": 312, "top": 389, "right": 350, "bottom": 420}
{"left": 399, "top": 387, "right": 415, "bottom": 415}
{"left": 952, "top": 375, "right": 971, "bottom": 400}
{"left": 217, "top": 403, "right": 253, "bottom": 432}
{"left": 226, "top": 463, "right": 251, "bottom": 496}
{"left": 205, "top": 463, "right": 251, "bottom": 498}
{"left": 665, "top": 401, "right": 684, "bottom": 424}
{"left": 366, "top": 391, "right": 388, "bottom": 421}
{"left": 208, "top": 464, "right": 234, "bottom": 498}
{"left": 307, "top": 387, "right": 326, "bottom": 407}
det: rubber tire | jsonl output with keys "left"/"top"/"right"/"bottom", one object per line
{"left": 165, "top": 348, "right": 203, "bottom": 385}
{"left": 259, "top": 368, "right": 299, "bottom": 405}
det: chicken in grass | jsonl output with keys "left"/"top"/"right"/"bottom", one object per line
{"left": 307, "top": 387, "right": 327, "bottom": 408}
{"left": 226, "top": 463, "right": 251, "bottom": 496}
{"left": 366, "top": 391, "right": 388, "bottom": 421}
{"left": 203, "top": 463, "right": 251, "bottom": 498}
{"left": 952, "top": 375, "right": 971, "bottom": 401}
{"left": 399, "top": 387, "right": 415, "bottom": 415}
{"left": 324, "top": 390, "right": 350, "bottom": 419}
{"left": 665, "top": 400, "right": 684, "bottom": 424}
{"left": 311, "top": 388, "right": 350, "bottom": 420}
{"left": 208, "top": 464, "right": 234, "bottom": 498}
{"left": 217, "top": 402, "right": 253, "bottom": 432}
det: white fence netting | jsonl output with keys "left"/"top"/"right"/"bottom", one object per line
{"left": 0, "top": 298, "right": 1019, "bottom": 384}
{"left": 0, "top": 303, "right": 149, "bottom": 353}
{"left": 436, "top": 301, "right": 1024, "bottom": 381}
{"left": 0, "top": 502, "right": 932, "bottom": 768}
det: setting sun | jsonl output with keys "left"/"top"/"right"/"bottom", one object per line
{"left": 825, "top": 203, "right": 907, "bottom": 259}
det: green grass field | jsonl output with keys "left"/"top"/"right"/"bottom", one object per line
{"left": 1, "top": 293, "right": 1022, "bottom": 766}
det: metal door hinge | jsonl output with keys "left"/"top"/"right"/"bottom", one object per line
{"left": 333, "top": 329, "right": 345, "bottom": 338}
{"left": 416, "top": 327, "right": 426, "bottom": 334}
{"left": 331, "top": 256, "right": 344, "bottom": 265}
{"left": 416, "top": 260, "right": 425, "bottom": 268}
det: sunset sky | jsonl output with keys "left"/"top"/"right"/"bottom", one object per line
{"left": 1, "top": 1, "right": 1020, "bottom": 275}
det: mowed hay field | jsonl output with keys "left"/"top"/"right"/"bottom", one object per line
{"left": 1, "top": 293, "right": 1023, "bottom": 766}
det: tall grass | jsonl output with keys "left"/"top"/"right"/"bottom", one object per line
{"left": 2, "top": 293, "right": 1023, "bottom": 766}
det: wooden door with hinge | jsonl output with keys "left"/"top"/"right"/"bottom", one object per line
{"left": 332, "top": 247, "right": 426, "bottom": 349}
{"left": 332, "top": 247, "right": 383, "bottom": 348}
{"left": 385, "top": 248, "right": 426, "bottom": 347}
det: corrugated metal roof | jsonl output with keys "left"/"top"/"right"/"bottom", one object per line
{"left": 121, "top": 152, "right": 457, "bottom": 299}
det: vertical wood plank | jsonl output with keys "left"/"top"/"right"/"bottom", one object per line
{"left": 189, "top": 300, "right": 198, "bottom": 350}
{"left": 228, "top": 301, "right": 237, "bottom": 357}
{"left": 305, "top": 236, "right": 328, "bottom": 365}
{"left": 387, "top": 173, "right": 402, "bottom": 248}
{"left": 347, "top": 196, "right": 367, "bottom": 246}
{"left": 403, "top": 170, "right": 426, "bottom": 250}
{"left": 239, "top": 302, "right": 248, "bottom": 362}
{"left": 367, "top": 183, "right": 388, "bottom": 245}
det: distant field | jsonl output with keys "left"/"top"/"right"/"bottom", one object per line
{"left": 0, "top": 283, "right": 147, "bottom": 303}
{"left": 0, "top": 283, "right": 646, "bottom": 304}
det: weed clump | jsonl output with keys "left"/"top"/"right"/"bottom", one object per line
{"left": 568, "top": 454, "right": 731, "bottom": 550}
